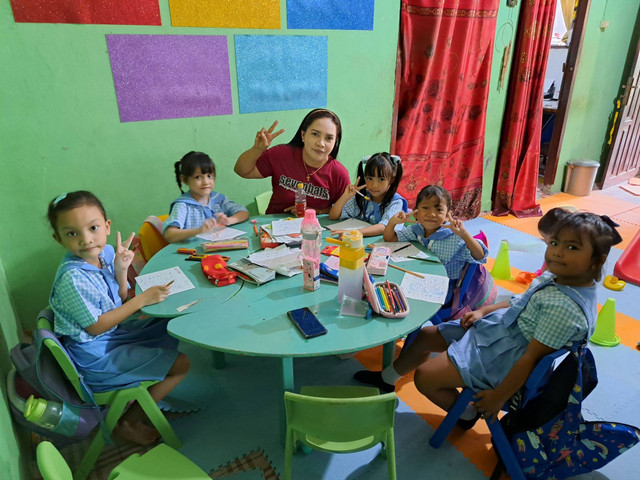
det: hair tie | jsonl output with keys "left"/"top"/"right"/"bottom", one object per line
{"left": 53, "top": 193, "right": 67, "bottom": 207}
{"left": 600, "top": 215, "right": 623, "bottom": 245}
{"left": 390, "top": 155, "right": 401, "bottom": 165}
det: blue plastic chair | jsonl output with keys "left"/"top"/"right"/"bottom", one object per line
{"left": 429, "top": 346, "right": 576, "bottom": 480}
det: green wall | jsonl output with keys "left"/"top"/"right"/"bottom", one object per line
{"left": 552, "top": 0, "right": 640, "bottom": 191}
{"left": 0, "top": 1, "right": 401, "bottom": 329}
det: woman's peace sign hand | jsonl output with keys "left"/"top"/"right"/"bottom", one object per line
{"left": 254, "top": 120, "right": 285, "bottom": 152}
{"left": 114, "top": 231, "right": 135, "bottom": 275}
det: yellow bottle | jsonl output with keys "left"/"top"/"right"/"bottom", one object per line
{"left": 326, "top": 230, "right": 365, "bottom": 304}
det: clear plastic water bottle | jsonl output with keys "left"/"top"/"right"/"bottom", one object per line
{"left": 301, "top": 209, "right": 322, "bottom": 261}
{"left": 24, "top": 395, "right": 63, "bottom": 430}
{"left": 295, "top": 183, "right": 307, "bottom": 218}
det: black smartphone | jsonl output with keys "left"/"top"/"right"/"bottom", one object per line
{"left": 287, "top": 307, "right": 327, "bottom": 339}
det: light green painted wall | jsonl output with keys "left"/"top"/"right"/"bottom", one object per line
{"left": 482, "top": 2, "right": 523, "bottom": 210}
{"left": 0, "top": 259, "right": 30, "bottom": 480}
{"left": 552, "top": 0, "right": 640, "bottom": 191}
{"left": 0, "top": 1, "right": 401, "bottom": 329}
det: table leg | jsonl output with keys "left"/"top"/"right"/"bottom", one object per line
{"left": 382, "top": 341, "right": 396, "bottom": 368}
{"left": 212, "top": 351, "right": 226, "bottom": 369}
{"left": 279, "top": 357, "right": 294, "bottom": 445}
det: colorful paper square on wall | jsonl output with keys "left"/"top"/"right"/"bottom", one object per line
{"left": 235, "top": 35, "right": 327, "bottom": 114}
{"left": 287, "top": 0, "right": 374, "bottom": 30}
{"left": 10, "top": 0, "right": 161, "bottom": 25}
{"left": 106, "top": 35, "right": 233, "bottom": 123}
{"left": 169, "top": 0, "right": 280, "bottom": 29}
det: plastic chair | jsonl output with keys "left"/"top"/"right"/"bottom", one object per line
{"left": 429, "top": 346, "right": 574, "bottom": 480}
{"left": 138, "top": 215, "right": 168, "bottom": 262}
{"left": 255, "top": 191, "right": 271, "bottom": 215}
{"left": 284, "top": 385, "right": 397, "bottom": 480}
{"left": 36, "top": 441, "right": 209, "bottom": 480}
{"left": 36, "top": 310, "right": 181, "bottom": 480}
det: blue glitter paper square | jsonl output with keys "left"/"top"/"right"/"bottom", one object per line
{"left": 287, "top": 0, "right": 374, "bottom": 30}
{"left": 235, "top": 35, "right": 328, "bottom": 114}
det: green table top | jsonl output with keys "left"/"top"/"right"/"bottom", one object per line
{"left": 138, "top": 215, "right": 447, "bottom": 358}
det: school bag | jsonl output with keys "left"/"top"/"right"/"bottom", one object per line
{"left": 8, "top": 308, "right": 106, "bottom": 445}
{"left": 493, "top": 343, "right": 640, "bottom": 479}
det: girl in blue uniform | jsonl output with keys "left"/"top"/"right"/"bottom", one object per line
{"left": 164, "top": 151, "right": 249, "bottom": 243}
{"left": 48, "top": 191, "right": 190, "bottom": 445}
{"left": 356, "top": 212, "right": 621, "bottom": 429}
{"left": 328, "top": 152, "right": 407, "bottom": 237}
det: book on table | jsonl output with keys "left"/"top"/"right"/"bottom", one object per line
{"left": 226, "top": 258, "right": 276, "bottom": 285}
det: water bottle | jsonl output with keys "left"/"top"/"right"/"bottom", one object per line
{"left": 295, "top": 183, "right": 307, "bottom": 218}
{"left": 301, "top": 209, "right": 322, "bottom": 291}
{"left": 24, "top": 395, "right": 63, "bottom": 430}
{"left": 326, "top": 230, "right": 365, "bottom": 304}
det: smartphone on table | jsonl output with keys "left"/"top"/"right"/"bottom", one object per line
{"left": 287, "top": 307, "right": 327, "bottom": 339}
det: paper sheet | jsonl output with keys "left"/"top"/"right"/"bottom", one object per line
{"left": 197, "top": 226, "right": 245, "bottom": 242}
{"left": 272, "top": 218, "right": 303, "bottom": 236}
{"left": 248, "top": 245, "right": 302, "bottom": 276}
{"left": 400, "top": 273, "right": 449, "bottom": 305}
{"left": 371, "top": 242, "right": 427, "bottom": 262}
{"left": 326, "top": 218, "right": 372, "bottom": 230}
{"left": 135, "top": 267, "right": 195, "bottom": 295}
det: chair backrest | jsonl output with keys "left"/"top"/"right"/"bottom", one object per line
{"left": 284, "top": 390, "right": 396, "bottom": 448}
{"left": 138, "top": 215, "right": 168, "bottom": 262}
{"left": 255, "top": 191, "right": 271, "bottom": 216}
{"left": 37, "top": 441, "right": 73, "bottom": 480}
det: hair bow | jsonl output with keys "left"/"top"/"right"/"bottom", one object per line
{"left": 53, "top": 193, "right": 67, "bottom": 207}
{"left": 600, "top": 215, "right": 623, "bottom": 245}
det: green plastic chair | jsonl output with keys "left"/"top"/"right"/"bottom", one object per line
{"left": 36, "top": 441, "right": 209, "bottom": 480}
{"left": 284, "top": 386, "right": 397, "bottom": 480}
{"left": 35, "top": 311, "right": 181, "bottom": 480}
{"left": 255, "top": 190, "right": 272, "bottom": 215}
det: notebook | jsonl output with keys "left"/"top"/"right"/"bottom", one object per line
{"left": 227, "top": 258, "right": 276, "bottom": 285}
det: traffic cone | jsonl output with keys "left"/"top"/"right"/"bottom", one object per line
{"left": 491, "top": 240, "right": 512, "bottom": 280}
{"left": 590, "top": 298, "right": 620, "bottom": 347}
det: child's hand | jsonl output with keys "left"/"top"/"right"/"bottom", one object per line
{"left": 254, "top": 120, "right": 285, "bottom": 152}
{"left": 460, "top": 310, "right": 483, "bottom": 329}
{"left": 443, "top": 213, "right": 468, "bottom": 237}
{"left": 214, "top": 213, "right": 229, "bottom": 227}
{"left": 391, "top": 210, "right": 417, "bottom": 226}
{"left": 114, "top": 232, "right": 135, "bottom": 275}
{"left": 140, "top": 283, "right": 172, "bottom": 306}
{"left": 199, "top": 217, "right": 219, "bottom": 234}
{"left": 341, "top": 177, "right": 366, "bottom": 200}
{"left": 473, "top": 389, "right": 505, "bottom": 422}
{"left": 329, "top": 230, "right": 346, "bottom": 240}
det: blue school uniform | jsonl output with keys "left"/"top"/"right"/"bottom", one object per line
{"left": 340, "top": 193, "right": 408, "bottom": 225}
{"left": 395, "top": 224, "right": 488, "bottom": 280}
{"left": 50, "top": 245, "right": 178, "bottom": 393}
{"left": 163, "top": 191, "right": 247, "bottom": 232}
{"left": 438, "top": 272, "right": 597, "bottom": 391}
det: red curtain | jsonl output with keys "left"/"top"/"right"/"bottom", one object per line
{"left": 492, "top": 1, "right": 557, "bottom": 217}
{"left": 393, "top": 0, "right": 500, "bottom": 219}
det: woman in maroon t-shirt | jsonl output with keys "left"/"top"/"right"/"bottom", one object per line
{"left": 234, "top": 109, "right": 351, "bottom": 215}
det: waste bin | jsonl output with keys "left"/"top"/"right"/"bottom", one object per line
{"left": 564, "top": 159, "right": 600, "bottom": 196}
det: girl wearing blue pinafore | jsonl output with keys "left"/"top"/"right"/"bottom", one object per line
{"left": 48, "top": 191, "right": 190, "bottom": 445}
{"left": 355, "top": 211, "right": 621, "bottom": 429}
{"left": 163, "top": 151, "right": 248, "bottom": 243}
{"left": 329, "top": 152, "right": 408, "bottom": 237}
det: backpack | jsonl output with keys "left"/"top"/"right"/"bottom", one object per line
{"left": 494, "top": 344, "right": 640, "bottom": 479}
{"left": 8, "top": 309, "right": 106, "bottom": 445}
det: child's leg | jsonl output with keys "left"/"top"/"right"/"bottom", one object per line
{"left": 115, "top": 353, "right": 190, "bottom": 445}
{"left": 414, "top": 351, "right": 465, "bottom": 412}
{"left": 394, "top": 325, "right": 448, "bottom": 375}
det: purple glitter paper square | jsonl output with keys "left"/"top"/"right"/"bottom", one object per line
{"left": 107, "top": 35, "right": 232, "bottom": 122}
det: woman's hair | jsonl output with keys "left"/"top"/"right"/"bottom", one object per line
{"left": 47, "top": 191, "right": 106, "bottom": 234}
{"left": 354, "top": 153, "right": 404, "bottom": 216}
{"left": 287, "top": 109, "right": 342, "bottom": 159}
{"left": 174, "top": 151, "right": 215, "bottom": 193}
{"left": 414, "top": 185, "right": 452, "bottom": 211}
{"left": 551, "top": 212, "right": 622, "bottom": 282}
{"left": 538, "top": 207, "right": 570, "bottom": 236}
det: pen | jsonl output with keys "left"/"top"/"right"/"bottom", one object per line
{"left": 393, "top": 244, "right": 410, "bottom": 253}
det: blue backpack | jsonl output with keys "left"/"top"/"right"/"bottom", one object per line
{"left": 495, "top": 344, "right": 640, "bottom": 479}
{"left": 8, "top": 310, "right": 107, "bottom": 445}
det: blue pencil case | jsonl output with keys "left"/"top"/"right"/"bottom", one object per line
{"left": 363, "top": 266, "right": 409, "bottom": 319}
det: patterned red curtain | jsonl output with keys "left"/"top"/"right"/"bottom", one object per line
{"left": 394, "top": 0, "right": 500, "bottom": 219}
{"left": 492, "top": 1, "right": 557, "bottom": 217}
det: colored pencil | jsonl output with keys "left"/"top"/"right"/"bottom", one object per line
{"left": 377, "top": 285, "right": 391, "bottom": 312}
{"left": 386, "top": 280, "right": 397, "bottom": 312}
{"left": 375, "top": 286, "right": 388, "bottom": 312}
{"left": 355, "top": 189, "right": 371, "bottom": 201}
{"left": 392, "top": 285, "right": 406, "bottom": 312}
{"left": 388, "top": 264, "right": 425, "bottom": 279}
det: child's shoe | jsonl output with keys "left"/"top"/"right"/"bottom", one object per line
{"left": 456, "top": 412, "right": 482, "bottom": 430}
{"left": 353, "top": 370, "right": 395, "bottom": 393}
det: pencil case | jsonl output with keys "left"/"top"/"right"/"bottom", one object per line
{"left": 363, "top": 266, "right": 410, "bottom": 319}
{"left": 367, "top": 246, "right": 390, "bottom": 275}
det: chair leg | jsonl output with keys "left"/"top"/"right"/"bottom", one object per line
{"left": 429, "top": 388, "right": 475, "bottom": 448}
{"left": 283, "top": 428, "right": 294, "bottom": 480}
{"left": 487, "top": 419, "right": 526, "bottom": 480}
{"left": 386, "top": 429, "right": 397, "bottom": 480}
{"left": 135, "top": 388, "right": 181, "bottom": 448}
